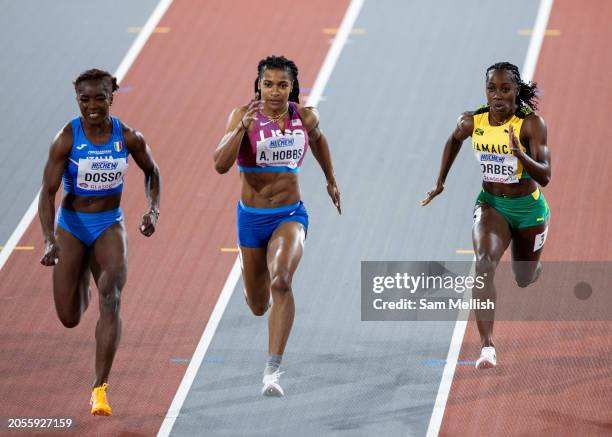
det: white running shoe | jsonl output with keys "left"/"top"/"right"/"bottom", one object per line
{"left": 262, "top": 370, "right": 284, "bottom": 397}
{"left": 475, "top": 346, "right": 497, "bottom": 369}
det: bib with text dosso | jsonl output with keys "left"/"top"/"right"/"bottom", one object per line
{"left": 76, "top": 157, "right": 129, "bottom": 191}
{"left": 256, "top": 129, "right": 306, "bottom": 169}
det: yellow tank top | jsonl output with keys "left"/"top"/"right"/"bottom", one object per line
{"left": 471, "top": 105, "right": 532, "bottom": 183}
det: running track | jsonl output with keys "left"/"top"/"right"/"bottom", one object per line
{"left": 0, "top": 1, "right": 610, "bottom": 436}
{"left": 440, "top": 1, "right": 612, "bottom": 436}
{"left": 0, "top": 1, "right": 349, "bottom": 436}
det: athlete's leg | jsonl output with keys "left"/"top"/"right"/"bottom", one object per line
{"left": 89, "top": 222, "right": 127, "bottom": 387}
{"left": 510, "top": 223, "right": 547, "bottom": 287}
{"left": 266, "top": 221, "right": 305, "bottom": 356}
{"left": 472, "top": 204, "right": 512, "bottom": 348}
{"left": 53, "top": 227, "right": 92, "bottom": 328}
{"left": 240, "top": 247, "right": 271, "bottom": 316}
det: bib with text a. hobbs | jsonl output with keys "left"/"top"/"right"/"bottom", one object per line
{"left": 471, "top": 105, "right": 533, "bottom": 184}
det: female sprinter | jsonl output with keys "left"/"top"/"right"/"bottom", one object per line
{"left": 214, "top": 55, "right": 341, "bottom": 396}
{"left": 421, "top": 62, "right": 551, "bottom": 369}
{"left": 38, "top": 69, "right": 161, "bottom": 415}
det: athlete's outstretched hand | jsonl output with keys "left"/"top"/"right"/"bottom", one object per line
{"left": 420, "top": 183, "right": 444, "bottom": 206}
{"left": 40, "top": 238, "right": 59, "bottom": 266}
{"left": 508, "top": 125, "right": 523, "bottom": 158}
{"left": 240, "top": 97, "right": 263, "bottom": 131}
{"left": 140, "top": 210, "right": 158, "bottom": 237}
{"left": 327, "top": 180, "right": 342, "bottom": 214}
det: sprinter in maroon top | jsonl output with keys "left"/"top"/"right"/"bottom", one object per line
{"left": 214, "top": 56, "right": 340, "bottom": 397}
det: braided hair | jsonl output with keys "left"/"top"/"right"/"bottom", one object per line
{"left": 73, "top": 68, "right": 119, "bottom": 94}
{"left": 486, "top": 62, "right": 539, "bottom": 110}
{"left": 254, "top": 55, "right": 300, "bottom": 103}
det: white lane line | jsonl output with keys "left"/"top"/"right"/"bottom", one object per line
{"left": 522, "top": 0, "right": 555, "bottom": 83}
{"left": 0, "top": 0, "right": 173, "bottom": 273}
{"left": 425, "top": 1, "right": 554, "bottom": 435}
{"left": 115, "top": 0, "right": 174, "bottom": 83}
{"left": 156, "top": 1, "right": 365, "bottom": 436}
{"left": 307, "top": 0, "right": 365, "bottom": 107}
{"left": 156, "top": 257, "right": 240, "bottom": 434}
{"left": 0, "top": 198, "right": 40, "bottom": 270}
{"left": 425, "top": 263, "right": 474, "bottom": 437}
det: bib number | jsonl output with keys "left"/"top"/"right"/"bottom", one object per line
{"left": 77, "top": 158, "right": 128, "bottom": 191}
{"left": 478, "top": 152, "right": 519, "bottom": 184}
{"left": 256, "top": 130, "right": 305, "bottom": 169}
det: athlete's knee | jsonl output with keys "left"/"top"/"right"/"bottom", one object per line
{"left": 514, "top": 262, "right": 541, "bottom": 288}
{"left": 515, "top": 268, "right": 539, "bottom": 287}
{"left": 249, "top": 300, "right": 269, "bottom": 316}
{"left": 475, "top": 254, "right": 498, "bottom": 276}
{"left": 270, "top": 272, "right": 292, "bottom": 295}
{"left": 515, "top": 277, "right": 531, "bottom": 288}
{"left": 98, "top": 287, "right": 121, "bottom": 315}
{"left": 57, "top": 311, "right": 81, "bottom": 328}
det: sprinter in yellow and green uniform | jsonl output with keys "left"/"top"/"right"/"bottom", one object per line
{"left": 421, "top": 62, "right": 551, "bottom": 370}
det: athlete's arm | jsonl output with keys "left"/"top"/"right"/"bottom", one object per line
{"left": 301, "top": 106, "right": 341, "bottom": 214}
{"left": 124, "top": 126, "right": 161, "bottom": 237}
{"left": 511, "top": 114, "right": 551, "bottom": 187}
{"left": 421, "top": 112, "right": 473, "bottom": 206}
{"left": 38, "top": 124, "right": 72, "bottom": 266}
{"left": 213, "top": 100, "right": 262, "bottom": 174}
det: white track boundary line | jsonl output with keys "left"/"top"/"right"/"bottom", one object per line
{"left": 156, "top": 0, "right": 365, "bottom": 436}
{"left": 425, "top": 1, "right": 553, "bottom": 435}
{"left": 0, "top": 0, "right": 174, "bottom": 271}
{"left": 522, "top": 0, "right": 555, "bottom": 84}
{"left": 425, "top": 264, "right": 474, "bottom": 437}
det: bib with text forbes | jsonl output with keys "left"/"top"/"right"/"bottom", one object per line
{"left": 256, "top": 128, "right": 306, "bottom": 169}
{"left": 76, "top": 157, "right": 128, "bottom": 191}
{"left": 472, "top": 141, "right": 523, "bottom": 184}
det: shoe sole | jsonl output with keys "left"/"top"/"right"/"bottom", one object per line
{"left": 262, "top": 385, "right": 284, "bottom": 397}
{"left": 475, "top": 359, "right": 496, "bottom": 370}
{"left": 91, "top": 408, "right": 112, "bottom": 416}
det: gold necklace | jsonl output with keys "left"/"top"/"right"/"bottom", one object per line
{"left": 262, "top": 105, "right": 288, "bottom": 122}
{"left": 490, "top": 113, "right": 512, "bottom": 126}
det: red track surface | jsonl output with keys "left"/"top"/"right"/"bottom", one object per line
{"left": 0, "top": 1, "right": 348, "bottom": 435}
{"left": 441, "top": 1, "right": 612, "bottom": 435}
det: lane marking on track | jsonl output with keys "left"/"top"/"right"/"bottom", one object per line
{"left": 518, "top": 28, "right": 561, "bottom": 36}
{"left": 156, "top": 1, "right": 366, "bottom": 435}
{"left": 128, "top": 26, "right": 171, "bottom": 33}
{"left": 455, "top": 249, "right": 474, "bottom": 254}
{"left": 0, "top": 0, "right": 174, "bottom": 274}
{"left": 423, "top": 359, "right": 478, "bottom": 366}
{"left": 0, "top": 246, "right": 34, "bottom": 251}
{"left": 426, "top": 1, "right": 554, "bottom": 436}
{"left": 322, "top": 27, "right": 366, "bottom": 35}
{"left": 220, "top": 248, "right": 239, "bottom": 252}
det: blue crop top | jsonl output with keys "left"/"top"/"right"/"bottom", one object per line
{"left": 63, "top": 117, "right": 129, "bottom": 196}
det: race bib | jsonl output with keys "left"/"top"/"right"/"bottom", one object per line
{"left": 77, "top": 157, "right": 128, "bottom": 191}
{"left": 476, "top": 151, "right": 519, "bottom": 184}
{"left": 256, "top": 130, "right": 305, "bottom": 169}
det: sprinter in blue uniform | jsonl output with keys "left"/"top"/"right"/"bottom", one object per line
{"left": 38, "top": 69, "right": 161, "bottom": 416}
